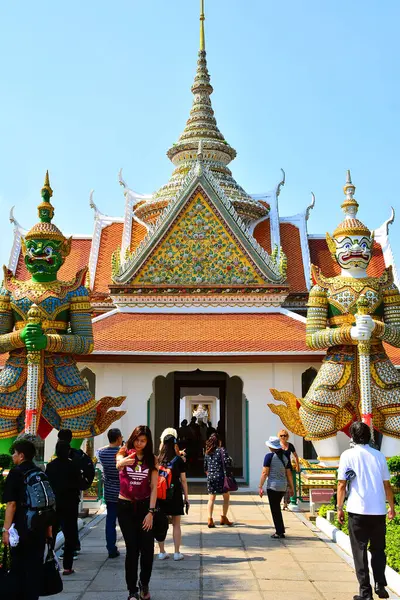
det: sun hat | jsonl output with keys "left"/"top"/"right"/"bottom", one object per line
{"left": 265, "top": 436, "right": 281, "bottom": 450}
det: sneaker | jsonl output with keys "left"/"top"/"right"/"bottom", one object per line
{"left": 158, "top": 552, "right": 170, "bottom": 560}
{"left": 173, "top": 552, "right": 184, "bottom": 561}
{"left": 62, "top": 569, "right": 75, "bottom": 576}
{"left": 108, "top": 550, "right": 120, "bottom": 559}
{"left": 128, "top": 594, "right": 139, "bottom": 600}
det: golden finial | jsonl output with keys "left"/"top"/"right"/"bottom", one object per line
{"left": 200, "top": 0, "right": 205, "bottom": 51}
{"left": 41, "top": 170, "right": 53, "bottom": 199}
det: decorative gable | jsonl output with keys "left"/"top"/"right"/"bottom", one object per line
{"left": 132, "top": 190, "right": 265, "bottom": 286}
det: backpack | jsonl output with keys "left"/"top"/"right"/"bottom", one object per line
{"left": 71, "top": 449, "right": 95, "bottom": 491}
{"left": 157, "top": 457, "right": 178, "bottom": 501}
{"left": 23, "top": 467, "right": 56, "bottom": 532}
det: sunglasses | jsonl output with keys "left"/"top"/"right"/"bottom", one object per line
{"left": 280, "top": 434, "right": 288, "bottom": 438}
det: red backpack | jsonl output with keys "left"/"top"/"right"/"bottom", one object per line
{"left": 157, "top": 457, "right": 178, "bottom": 500}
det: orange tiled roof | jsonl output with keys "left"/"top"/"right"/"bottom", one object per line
{"left": 93, "top": 222, "right": 123, "bottom": 295}
{"left": 130, "top": 220, "right": 147, "bottom": 252}
{"left": 92, "top": 312, "right": 312, "bottom": 354}
{"left": 13, "top": 238, "right": 92, "bottom": 282}
{"left": 309, "top": 238, "right": 386, "bottom": 279}
{"left": 254, "top": 220, "right": 307, "bottom": 293}
{"left": 253, "top": 218, "right": 271, "bottom": 254}
{"left": 280, "top": 223, "right": 307, "bottom": 292}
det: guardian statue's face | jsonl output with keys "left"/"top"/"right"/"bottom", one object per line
{"left": 23, "top": 238, "right": 64, "bottom": 277}
{"left": 334, "top": 234, "right": 372, "bottom": 271}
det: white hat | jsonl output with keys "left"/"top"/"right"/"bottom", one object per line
{"left": 265, "top": 436, "right": 281, "bottom": 450}
{"left": 160, "top": 427, "right": 178, "bottom": 443}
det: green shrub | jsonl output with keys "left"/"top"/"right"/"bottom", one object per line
{"left": 388, "top": 456, "right": 400, "bottom": 491}
{"left": 318, "top": 504, "right": 335, "bottom": 518}
{"left": 0, "top": 454, "right": 12, "bottom": 470}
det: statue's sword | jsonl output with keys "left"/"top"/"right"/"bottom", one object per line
{"left": 24, "top": 304, "right": 43, "bottom": 435}
{"left": 356, "top": 295, "right": 374, "bottom": 440}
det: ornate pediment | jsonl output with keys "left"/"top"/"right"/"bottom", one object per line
{"left": 132, "top": 190, "right": 265, "bottom": 286}
{"left": 112, "top": 161, "right": 286, "bottom": 291}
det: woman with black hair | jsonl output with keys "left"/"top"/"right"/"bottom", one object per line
{"left": 204, "top": 433, "right": 234, "bottom": 528}
{"left": 157, "top": 433, "right": 189, "bottom": 561}
{"left": 116, "top": 425, "right": 158, "bottom": 600}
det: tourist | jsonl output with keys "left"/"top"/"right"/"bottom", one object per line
{"left": 2, "top": 439, "right": 53, "bottom": 600}
{"left": 259, "top": 436, "right": 294, "bottom": 539}
{"left": 57, "top": 428, "right": 94, "bottom": 556}
{"left": 46, "top": 440, "right": 81, "bottom": 575}
{"left": 337, "top": 421, "right": 395, "bottom": 600}
{"left": 58, "top": 428, "right": 95, "bottom": 490}
{"left": 206, "top": 420, "right": 216, "bottom": 439}
{"left": 117, "top": 425, "right": 158, "bottom": 600}
{"left": 157, "top": 433, "right": 189, "bottom": 561}
{"left": 204, "top": 432, "right": 234, "bottom": 528}
{"left": 97, "top": 427, "right": 123, "bottom": 558}
{"left": 278, "top": 429, "right": 300, "bottom": 509}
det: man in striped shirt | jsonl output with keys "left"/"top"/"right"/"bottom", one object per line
{"left": 97, "top": 428, "right": 122, "bottom": 558}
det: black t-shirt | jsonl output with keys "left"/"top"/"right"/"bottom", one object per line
{"left": 45, "top": 458, "right": 81, "bottom": 507}
{"left": 160, "top": 456, "right": 186, "bottom": 489}
{"left": 2, "top": 460, "right": 37, "bottom": 537}
{"left": 282, "top": 443, "right": 296, "bottom": 464}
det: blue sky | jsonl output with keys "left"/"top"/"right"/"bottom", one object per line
{"left": 1, "top": 0, "right": 399, "bottom": 269}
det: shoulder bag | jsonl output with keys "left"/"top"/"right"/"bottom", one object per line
{"left": 219, "top": 449, "right": 238, "bottom": 493}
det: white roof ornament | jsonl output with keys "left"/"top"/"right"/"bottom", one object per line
{"left": 305, "top": 192, "right": 316, "bottom": 221}
{"left": 276, "top": 168, "right": 285, "bottom": 197}
{"left": 118, "top": 168, "right": 128, "bottom": 190}
{"left": 89, "top": 190, "right": 101, "bottom": 219}
{"left": 9, "top": 206, "right": 26, "bottom": 232}
{"left": 375, "top": 206, "right": 395, "bottom": 237}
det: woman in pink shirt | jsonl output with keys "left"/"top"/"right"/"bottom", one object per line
{"left": 117, "top": 425, "right": 158, "bottom": 600}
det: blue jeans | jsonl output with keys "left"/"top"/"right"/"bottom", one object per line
{"left": 106, "top": 501, "right": 118, "bottom": 554}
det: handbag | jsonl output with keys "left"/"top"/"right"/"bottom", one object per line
{"left": 40, "top": 544, "right": 63, "bottom": 597}
{"left": 153, "top": 508, "right": 169, "bottom": 543}
{"left": 219, "top": 448, "right": 238, "bottom": 493}
{"left": 0, "top": 545, "right": 13, "bottom": 597}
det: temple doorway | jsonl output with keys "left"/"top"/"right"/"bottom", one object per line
{"left": 152, "top": 370, "right": 245, "bottom": 480}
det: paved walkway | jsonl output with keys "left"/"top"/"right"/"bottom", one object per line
{"left": 52, "top": 494, "right": 398, "bottom": 600}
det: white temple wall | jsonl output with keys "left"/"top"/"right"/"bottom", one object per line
{"left": 54, "top": 359, "right": 347, "bottom": 489}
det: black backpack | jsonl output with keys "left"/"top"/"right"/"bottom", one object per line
{"left": 71, "top": 449, "right": 95, "bottom": 491}
{"left": 23, "top": 467, "right": 56, "bottom": 532}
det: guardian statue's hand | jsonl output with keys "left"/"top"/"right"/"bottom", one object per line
{"left": 20, "top": 323, "right": 48, "bottom": 351}
{"left": 350, "top": 315, "right": 374, "bottom": 342}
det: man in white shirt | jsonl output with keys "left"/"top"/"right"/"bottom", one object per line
{"left": 337, "top": 422, "right": 396, "bottom": 600}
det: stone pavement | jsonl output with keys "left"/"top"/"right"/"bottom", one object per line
{"left": 52, "top": 494, "right": 399, "bottom": 600}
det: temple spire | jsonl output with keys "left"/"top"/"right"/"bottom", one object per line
{"left": 151, "top": 1, "right": 268, "bottom": 224}
{"left": 200, "top": 0, "right": 205, "bottom": 51}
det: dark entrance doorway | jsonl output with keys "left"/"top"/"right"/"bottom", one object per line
{"left": 153, "top": 370, "right": 244, "bottom": 479}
